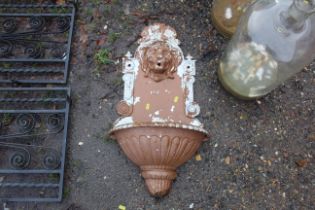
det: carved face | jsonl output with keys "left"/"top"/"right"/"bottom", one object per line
{"left": 145, "top": 42, "right": 174, "bottom": 74}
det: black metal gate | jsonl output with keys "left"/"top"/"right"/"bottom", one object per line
{"left": 0, "top": 87, "right": 70, "bottom": 202}
{"left": 0, "top": 3, "right": 75, "bottom": 84}
{"left": 0, "top": 2, "right": 75, "bottom": 202}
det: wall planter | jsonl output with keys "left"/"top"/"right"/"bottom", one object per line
{"left": 109, "top": 23, "right": 209, "bottom": 197}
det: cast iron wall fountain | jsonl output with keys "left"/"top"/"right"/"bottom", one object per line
{"left": 110, "top": 23, "right": 209, "bottom": 197}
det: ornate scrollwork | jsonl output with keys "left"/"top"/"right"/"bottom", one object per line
{"left": 24, "top": 44, "right": 43, "bottom": 58}
{"left": 42, "top": 150, "right": 60, "bottom": 169}
{"left": 16, "top": 114, "right": 35, "bottom": 133}
{"left": 0, "top": 16, "right": 70, "bottom": 59}
{"left": 0, "top": 40, "right": 13, "bottom": 57}
{"left": 29, "top": 16, "right": 46, "bottom": 31}
{"left": 45, "top": 114, "right": 64, "bottom": 132}
{"left": 56, "top": 17, "right": 70, "bottom": 31}
{"left": 10, "top": 150, "right": 31, "bottom": 169}
{"left": 3, "top": 18, "right": 17, "bottom": 33}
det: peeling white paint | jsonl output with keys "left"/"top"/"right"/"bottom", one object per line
{"left": 225, "top": 7, "right": 233, "bottom": 19}
{"left": 150, "top": 90, "right": 160, "bottom": 95}
{"left": 190, "top": 119, "right": 202, "bottom": 127}
{"left": 134, "top": 97, "right": 141, "bottom": 105}
{"left": 114, "top": 117, "right": 134, "bottom": 127}
{"left": 122, "top": 52, "right": 140, "bottom": 105}
{"left": 152, "top": 116, "right": 167, "bottom": 123}
{"left": 164, "top": 89, "right": 171, "bottom": 94}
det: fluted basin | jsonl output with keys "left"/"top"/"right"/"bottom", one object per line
{"left": 111, "top": 125, "right": 208, "bottom": 197}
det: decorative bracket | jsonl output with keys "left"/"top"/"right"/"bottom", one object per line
{"left": 182, "top": 55, "right": 200, "bottom": 118}
{"left": 116, "top": 51, "right": 138, "bottom": 116}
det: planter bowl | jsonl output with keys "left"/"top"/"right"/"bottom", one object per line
{"left": 111, "top": 125, "right": 208, "bottom": 197}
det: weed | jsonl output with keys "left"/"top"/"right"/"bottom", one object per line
{"left": 85, "top": 7, "right": 93, "bottom": 17}
{"left": 51, "top": 7, "right": 68, "bottom": 14}
{"left": 63, "top": 186, "right": 70, "bottom": 198}
{"left": 104, "top": 5, "right": 112, "bottom": 14}
{"left": 48, "top": 173, "right": 60, "bottom": 182}
{"left": 108, "top": 32, "right": 121, "bottom": 43}
{"left": 92, "top": 66, "right": 102, "bottom": 78}
{"left": 94, "top": 48, "right": 114, "bottom": 65}
{"left": 0, "top": 113, "right": 13, "bottom": 126}
{"left": 1, "top": 63, "right": 11, "bottom": 68}
{"left": 91, "top": 0, "right": 102, "bottom": 5}
{"left": 112, "top": 77, "right": 123, "bottom": 87}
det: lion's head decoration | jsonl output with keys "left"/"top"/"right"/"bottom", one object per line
{"left": 135, "top": 23, "right": 183, "bottom": 82}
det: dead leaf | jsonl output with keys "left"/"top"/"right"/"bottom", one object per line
{"left": 96, "top": 36, "right": 106, "bottom": 46}
{"left": 79, "top": 25, "right": 88, "bottom": 44}
{"left": 93, "top": 8, "right": 101, "bottom": 19}
{"left": 55, "top": 0, "right": 66, "bottom": 5}
{"left": 308, "top": 133, "right": 315, "bottom": 142}
{"left": 296, "top": 159, "right": 308, "bottom": 168}
{"left": 195, "top": 154, "right": 202, "bottom": 161}
{"left": 118, "top": 205, "right": 126, "bottom": 210}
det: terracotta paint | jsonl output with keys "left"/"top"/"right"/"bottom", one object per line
{"left": 110, "top": 23, "right": 209, "bottom": 197}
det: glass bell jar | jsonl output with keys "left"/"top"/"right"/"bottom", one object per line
{"left": 218, "top": 0, "right": 315, "bottom": 99}
{"left": 211, "top": 0, "right": 253, "bottom": 38}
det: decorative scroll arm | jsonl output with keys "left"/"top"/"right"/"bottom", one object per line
{"left": 116, "top": 52, "right": 137, "bottom": 116}
{"left": 182, "top": 55, "right": 200, "bottom": 118}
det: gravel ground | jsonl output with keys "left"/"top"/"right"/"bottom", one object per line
{"left": 4, "top": 0, "right": 315, "bottom": 209}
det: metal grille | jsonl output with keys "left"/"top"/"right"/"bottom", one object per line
{"left": 0, "top": 3, "right": 75, "bottom": 84}
{"left": 0, "top": 87, "right": 70, "bottom": 202}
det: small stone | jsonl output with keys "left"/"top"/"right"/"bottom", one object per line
{"left": 76, "top": 176, "right": 84, "bottom": 183}
{"left": 78, "top": 142, "right": 84, "bottom": 146}
{"left": 224, "top": 156, "right": 231, "bottom": 165}
{"left": 189, "top": 203, "right": 194, "bottom": 209}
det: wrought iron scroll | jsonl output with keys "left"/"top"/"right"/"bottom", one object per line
{"left": 0, "top": 87, "right": 70, "bottom": 202}
{"left": 0, "top": 3, "right": 75, "bottom": 83}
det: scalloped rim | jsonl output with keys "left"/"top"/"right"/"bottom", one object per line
{"left": 109, "top": 122, "right": 210, "bottom": 138}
